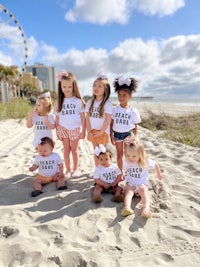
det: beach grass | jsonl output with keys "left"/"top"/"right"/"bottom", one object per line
{"left": 140, "top": 111, "right": 200, "bottom": 148}
{"left": 0, "top": 98, "right": 32, "bottom": 121}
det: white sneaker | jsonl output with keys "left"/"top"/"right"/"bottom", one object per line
{"left": 65, "top": 172, "right": 71, "bottom": 179}
{"left": 71, "top": 170, "right": 81, "bottom": 177}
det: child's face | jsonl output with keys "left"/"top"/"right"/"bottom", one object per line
{"left": 93, "top": 80, "right": 105, "bottom": 99}
{"left": 35, "top": 100, "right": 44, "bottom": 114}
{"left": 61, "top": 79, "right": 73, "bottom": 98}
{"left": 117, "top": 90, "right": 131, "bottom": 107}
{"left": 125, "top": 148, "right": 139, "bottom": 164}
{"left": 37, "top": 143, "right": 53, "bottom": 157}
{"left": 98, "top": 153, "right": 111, "bottom": 167}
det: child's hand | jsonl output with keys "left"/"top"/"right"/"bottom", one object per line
{"left": 79, "top": 131, "right": 85, "bottom": 139}
{"left": 29, "top": 167, "right": 34, "bottom": 172}
{"left": 110, "top": 135, "right": 115, "bottom": 145}
{"left": 157, "top": 173, "right": 164, "bottom": 180}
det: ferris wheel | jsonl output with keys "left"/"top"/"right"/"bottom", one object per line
{"left": 0, "top": 4, "right": 28, "bottom": 73}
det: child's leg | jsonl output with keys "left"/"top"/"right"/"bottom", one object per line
{"left": 121, "top": 189, "right": 134, "bottom": 216}
{"left": 62, "top": 138, "right": 71, "bottom": 173}
{"left": 93, "top": 184, "right": 103, "bottom": 203}
{"left": 114, "top": 186, "right": 124, "bottom": 202}
{"left": 55, "top": 176, "right": 67, "bottom": 190}
{"left": 115, "top": 142, "right": 123, "bottom": 170}
{"left": 138, "top": 185, "right": 151, "bottom": 218}
{"left": 33, "top": 179, "right": 43, "bottom": 191}
{"left": 70, "top": 138, "right": 79, "bottom": 173}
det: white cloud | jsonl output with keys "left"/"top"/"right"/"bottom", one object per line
{"left": 65, "top": 0, "right": 129, "bottom": 25}
{"left": 64, "top": 0, "right": 185, "bottom": 25}
{"left": 132, "top": 0, "right": 185, "bottom": 17}
{"left": 38, "top": 33, "right": 200, "bottom": 97}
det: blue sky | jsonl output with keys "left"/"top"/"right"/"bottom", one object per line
{"left": 0, "top": 0, "right": 200, "bottom": 98}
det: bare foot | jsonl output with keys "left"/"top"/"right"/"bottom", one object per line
{"left": 141, "top": 207, "right": 151, "bottom": 219}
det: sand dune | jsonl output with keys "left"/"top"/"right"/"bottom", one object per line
{"left": 0, "top": 104, "right": 200, "bottom": 266}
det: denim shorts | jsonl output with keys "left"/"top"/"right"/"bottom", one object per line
{"left": 113, "top": 131, "right": 131, "bottom": 142}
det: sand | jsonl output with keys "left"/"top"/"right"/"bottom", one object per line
{"left": 0, "top": 103, "right": 200, "bottom": 267}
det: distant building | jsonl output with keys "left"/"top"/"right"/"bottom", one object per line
{"left": 26, "top": 62, "right": 56, "bottom": 92}
{"left": 20, "top": 72, "right": 43, "bottom": 91}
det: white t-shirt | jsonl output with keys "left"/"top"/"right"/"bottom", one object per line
{"left": 123, "top": 158, "right": 155, "bottom": 187}
{"left": 112, "top": 105, "right": 141, "bottom": 132}
{"left": 54, "top": 97, "right": 84, "bottom": 130}
{"left": 34, "top": 152, "right": 62, "bottom": 177}
{"left": 93, "top": 163, "right": 122, "bottom": 183}
{"left": 32, "top": 114, "right": 55, "bottom": 147}
{"left": 85, "top": 99, "right": 113, "bottom": 134}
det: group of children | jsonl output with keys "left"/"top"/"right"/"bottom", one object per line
{"left": 27, "top": 70, "right": 163, "bottom": 219}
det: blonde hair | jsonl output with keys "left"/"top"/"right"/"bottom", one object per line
{"left": 57, "top": 72, "right": 85, "bottom": 112}
{"left": 89, "top": 77, "right": 110, "bottom": 118}
{"left": 37, "top": 94, "right": 52, "bottom": 114}
{"left": 124, "top": 139, "right": 148, "bottom": 167}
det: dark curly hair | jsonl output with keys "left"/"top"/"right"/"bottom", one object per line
{"left": 113, "top": 77, "right": 138, "bottom": 95}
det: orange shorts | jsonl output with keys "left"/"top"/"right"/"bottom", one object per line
{"left": 36, "top": 174, "right": 56, "bottom": 184}
{"left": 87, "top": 129, "right": 109, "bottom": 146}
{"left": 56, "top": 125, "right": 80, "bottom": 141}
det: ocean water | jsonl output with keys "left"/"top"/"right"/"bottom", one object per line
{"left": 111, "top": 97, "right": 200, "bottom": 106}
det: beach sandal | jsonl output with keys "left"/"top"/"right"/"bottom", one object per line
{"left": 141, "top": 208, "right": 151, "bottom": 219}
{"left": 31, "top": 190, "right": 43, "bottom": 197}
{"left": 93, "top": 196, "right": 102, "bottom": 203}
{"left": 57, "top": 185, "right": 68, "bottom": 190}
{"left": 121, "top": 208, "right": 134, "bottom": 217}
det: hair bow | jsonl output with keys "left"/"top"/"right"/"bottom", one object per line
{"left": 94, "top": 144, "right": 106, "bottom": 156}
{"left": 97, "top": 72, "right": 108, "bottom": 80}
{"left": 118, "top": 76, "right": 131, "bottom": 86}
{"left": 124, "top": 135, "right": 138, "bottom": 145}
{"left": 33, "top": 138, "right": 42, "bottom": 147}
{"left": 56, "top": 69, "right": 68, "bottom": 81}
{"left": 41, "top": 91, "right": 50, "bottom": 98}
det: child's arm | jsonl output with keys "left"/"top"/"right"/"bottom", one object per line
{"left": 43, "top": 116, "right": 56, "bottom": 130}
{"left": 85, "top": 112, "right": 93, "bottom": 137}
{"left": 110, "top": 118, "right": 115, "bottom": 145}
{"left": 79, "top": 112, "right": 86, "bottom": 139}
{"left": 155, "top": 162, "right": 163, "bottom": 180}
{"left": 94, "top": 113, "right": 112, "bottom": 137}
{"left": 26, "top": 110, "right": 37, "bottom": 128}
{"left": 111, "top": 174, "right": 123, "bottom": 187}
{"left": 29, "top": 164, "right": 38, "bottom": 172}
{"left": 133, "top": 124, "right": 138, "bottom": 135}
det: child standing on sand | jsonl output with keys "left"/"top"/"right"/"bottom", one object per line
{"left": 121, "top": 137, "right": 163, "bottom": 218}
{"left": 85, "top": 72, "right": 112, "bottom": 167}
{"left": 29, "top": 137, "right": 67, "bottom": 197}
{"left": 54, "top": 70, "right": 86, "bottom": 179}
{"left": 26, "top": 92, "right": 55, "bottom": 147}
{"left": 110, "top": 76, "right": 141, "bottom": 170}
{"left": 93, "top": 144, "right": 123, "bottom": 203}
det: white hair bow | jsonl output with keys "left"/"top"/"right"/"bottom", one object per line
{"left": 97, "top": 72, "right": 108, "bottom": 80}
{"left": 41, "top": 91, "right": 50, "bottom": 98}
{"left": 94, "top": 144, "right": 106, "bottom": 156}
{"left": 33, "top": 138, "right": 42, "bottom": 147}
{"left": 118, "top": 76, "right": 131, "bottom": 86}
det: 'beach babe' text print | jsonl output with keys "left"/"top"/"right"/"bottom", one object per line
{"left": 35, "top": 120, "right": 48, "bottom": 131}
{"left": 114, "top": 112, "right": 130, "bottom": 126}
{"left": 127, "top": 167, "right": 142, "bottom": 178}
{"left": 39, "top": 160, "right": 55, "bottom": 170}
{"left": 62, "top": 103, "right": 76, "bottom": 115}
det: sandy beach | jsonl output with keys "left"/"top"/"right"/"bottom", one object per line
{"left": 0, "top": 103, "right": 200, "bottom": 267}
